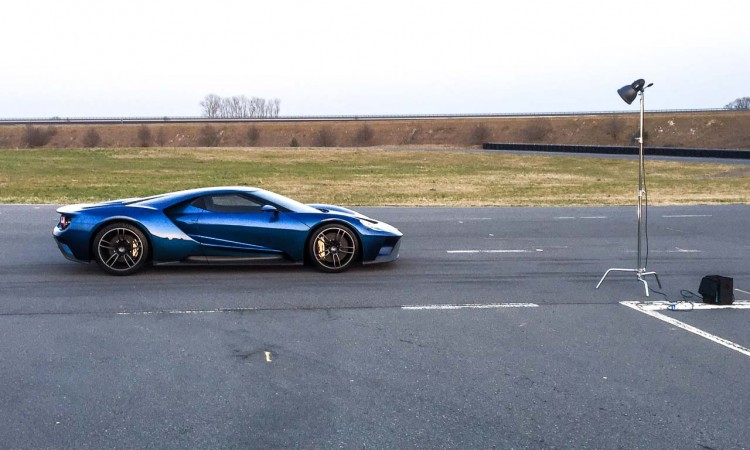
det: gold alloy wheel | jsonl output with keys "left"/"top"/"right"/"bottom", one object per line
{"left": 311, "top": 225, "right": 357, "bottom": 272}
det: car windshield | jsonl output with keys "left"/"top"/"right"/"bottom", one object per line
{"left": 254, "top": 189, "right": 320, "bottom": 213}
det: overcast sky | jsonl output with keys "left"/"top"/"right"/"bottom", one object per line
{"left": 1, "top": 0, "right": 748, "bottom": 118}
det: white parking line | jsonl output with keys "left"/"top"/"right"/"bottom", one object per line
{"left": 457, "top": 218, "right": 493, "bottom": 224}
{"left": 662, "top": 214, "right": 712, "bottom": 218}
{"left": 553, "top": 216, "right": 607, "bottom": 220}
{"left": 113, "top": 303, "right": 541, "bottom": 314}
{"left": 447, "top": 249, "right": 539, "bottom": 254}
{"left": 625, "top": 300, "right": 750, "bottom": 311}
{"left": 0, "top": 204, "right": 57, "bottom": 207}
{"left": 115, "top": 308, "right": 259, "bottom": 315}
{"left": 626, "top": 247, "right": 702, "bottom": 253}
{"left": 621, "top": 301, "right": 750, "bottom": 357}
{"left": 402, "top": 303, "right": 539, "bottom": 310}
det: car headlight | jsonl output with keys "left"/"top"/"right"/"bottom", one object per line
{"left": 359, "top": 218, "right": 397, "bottom": 233}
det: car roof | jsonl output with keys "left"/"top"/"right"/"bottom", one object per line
{"left": 136, "top": 186, "right": 259, "bottom": 208}
{"left": 132, "top": 186, "right": 322, "bottom": 214}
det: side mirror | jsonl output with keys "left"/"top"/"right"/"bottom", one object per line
{"left": 261, "top": 205, "right": 279, "bottom": 214}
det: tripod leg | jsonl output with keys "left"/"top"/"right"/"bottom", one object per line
{"left": 596, "top": 270, "right": 613, "bottom": 289}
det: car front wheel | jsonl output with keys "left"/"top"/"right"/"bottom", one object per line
{"left": 309, "top": 224, "right": 359, "bottom": 273}
{"left": 93, "top": 223, "right": 149, "bottom": 275}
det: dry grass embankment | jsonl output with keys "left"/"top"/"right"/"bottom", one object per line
{"left": 0, "top": 111, "right": 748, "bottom": 149}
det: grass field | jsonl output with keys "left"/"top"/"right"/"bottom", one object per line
{"left": 1, "top": 147, "right": 749, "bottom": 206}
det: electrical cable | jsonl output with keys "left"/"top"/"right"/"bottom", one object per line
{"left": 648, "top": 286, "right": 668, "bottom": 300}
{"left": 647, "top": 288, "right": 700, "bottom": 312}
{"left": 668, "top": 301, "right": 695, "bottom": 311}
{"left": 680, "top": 290, "right": 702, "bottom": 301}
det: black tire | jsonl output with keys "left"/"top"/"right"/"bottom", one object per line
{"left": 308, "top": 224, "right": 359, "bottom": 273}
{"left": 92, "top": 223, "right": 149, "bottom": 276}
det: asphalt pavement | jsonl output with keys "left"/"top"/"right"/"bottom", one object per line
{"left": 1, "top": 204, "right": 749, "bottom": 449}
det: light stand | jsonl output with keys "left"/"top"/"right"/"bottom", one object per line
{"left": 596, "top": 79, "right": 661, "bottom": 297}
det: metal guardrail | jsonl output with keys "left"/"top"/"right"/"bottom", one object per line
{"left": 482, "top": 143, "right": 750, "bottom": 159}
{"left": 0, "top": 108, "right": 744, "bottom": 126}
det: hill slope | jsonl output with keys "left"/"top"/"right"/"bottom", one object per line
{"left": 0, "top": 111, "right": 748, "bottom": 149}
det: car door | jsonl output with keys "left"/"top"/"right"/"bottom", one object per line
{"left": 192, "top": 193, "right": 310, "bottom": 261}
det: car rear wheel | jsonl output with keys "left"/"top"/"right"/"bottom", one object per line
{"left": 93, "top": 223, "right": 149, "bottom": 275}
{"left": 309, "top": 224, "right": 359, "bottom": 273}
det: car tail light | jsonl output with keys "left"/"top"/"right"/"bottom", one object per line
{"left": 59, "top": 215, "right": 71, "bottom": 230}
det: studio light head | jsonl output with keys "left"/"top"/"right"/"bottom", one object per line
{"left": 617, "top": 79, "right": 646, "bottom": 105}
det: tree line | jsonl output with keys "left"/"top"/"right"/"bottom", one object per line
{"left": 725, "top": 96, "right": 750, "bottom": 110}
{"left": 200, "top": 94, "right": 281, "bottom": 118}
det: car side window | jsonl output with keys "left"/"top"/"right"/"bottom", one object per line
{"left": 190, "top": 197, "right": 207, "bottom": 210}
{"left": 193, "top": 194, "right": 263, "bottom": 213}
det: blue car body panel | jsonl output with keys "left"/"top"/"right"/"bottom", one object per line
{"left": 52, "top": 186, "right": 402, "bottom": 267}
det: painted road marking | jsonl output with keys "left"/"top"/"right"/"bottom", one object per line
{"left": 115, "top": 308, "right": 260, "bottom": 315}
{"left": 669, "top": 247, "right": 702, "bottom": 253}
{"left": 458, "top": 218, "right": 493, "bottom": 223}
{"left": 626, "top": 247, "right": 702, "bottom": 253}
{"left": 625, "top": 300, "right": 750, "bottom": 311}
{"left": 0, "top": 204, "right": 57, "bottom": 207}
{"left": 662, "top": 214, "right": 712, "bottom": 218}
{"left": 447, "top": 249, "right": 544, "bottom": 254}
{"left": 110, "top": 303, "right": 541, "bottom": 315}
{"left": 736, "top": 288, "right": 750, "bottom": 296}
{"left": 402, "top": 303, "right": 539, "bottom": 310}
{"left": 621, "top": 301, "right": 750, "bottom": 358}
{"left": 553, "top": 216, "right": 607, "bottom": 220}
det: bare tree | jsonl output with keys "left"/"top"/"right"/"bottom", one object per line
{"left": 228, "top": 96, "right": 250, "bottom": 118}
{"left": 137, "top": 125, "right": 152, "bottom": 147}
{"left": 314, "top": 127, "right": 337, "bottom": 147}
{"left": 198, "top": 125, "right": 222, "bottom": 147}
{"left": 0, "top": 131, "right": 10, "bottom": 148}
{"left": 21, "top": 126, "right": 56, "bottom": 148}
{"left": 155, "top": 127, "right": 167, "bottom": 146}
{"left": 354, "top": 123, "right": 374, "bottom": 144}
{"left": 261, "top": 98, "right": 281, "bottom": 118}
{"left": 246, "top": 125, "right": 261, "bottom": 146}
{"left": 82, "top": 128, "right": 101, "bottom": 148}
{"left": 269, "top": 98, "right": 281, "bottom": 118}
{"left": 251, "top": 97, "right": 267, "bottom": 118}
{"left": 200, "top": 94, "right": 222, "bottom": 118}
{"left": 201, "top": 94, "right": 281, "bottom": 118}
{"left": 725, "top": 97, "right": 750, "bottom": 110}
{"left": 219, "top": 98, "right": 236, "bottom": 118}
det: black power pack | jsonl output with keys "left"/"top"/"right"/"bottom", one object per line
{"left": 698, "top": 275, "right": 734, "bottom": 305}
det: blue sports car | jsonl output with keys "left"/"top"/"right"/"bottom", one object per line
{"left": 53, "top": 186, "right": 402, "bottom": 275}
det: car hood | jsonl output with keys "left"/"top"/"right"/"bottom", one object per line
{"left": 306, "top": 203, "right": 369, "bottom": 219}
